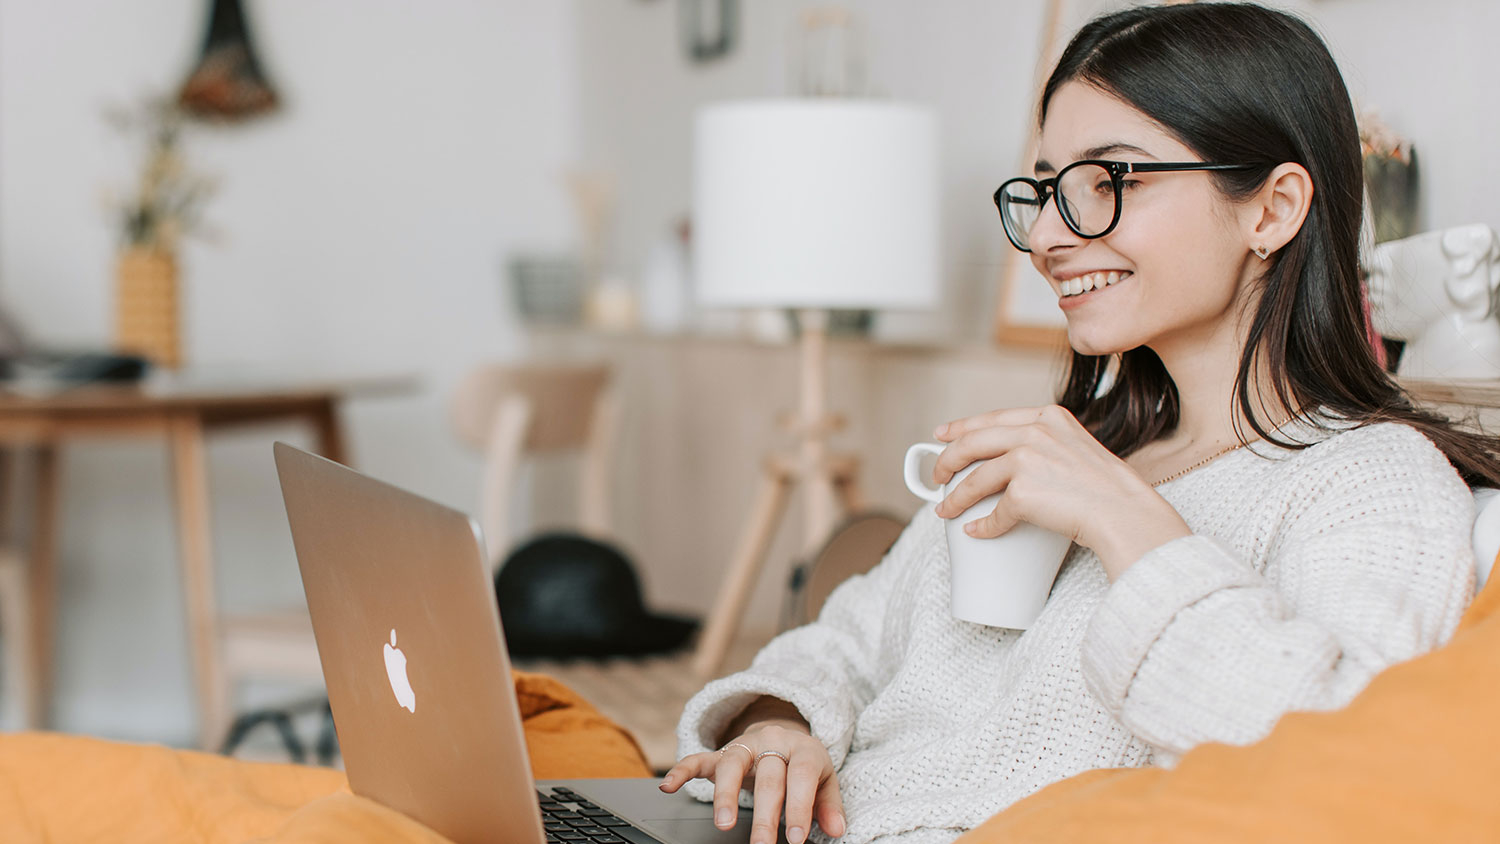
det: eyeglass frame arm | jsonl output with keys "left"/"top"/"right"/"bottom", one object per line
{"left": 993, "top": 159, "right": 1259, "bottom": 252}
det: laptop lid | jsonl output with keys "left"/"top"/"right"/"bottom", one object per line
{"left": 274, "top": 442, "right": 546, "bottom": 844}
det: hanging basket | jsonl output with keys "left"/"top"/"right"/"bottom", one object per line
{"left": 115, "top": 247, "right": 182, "bottom": 369}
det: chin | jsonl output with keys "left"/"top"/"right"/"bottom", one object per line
{"left": 1065, "top": 326, "right": 1130, "bottom": 358}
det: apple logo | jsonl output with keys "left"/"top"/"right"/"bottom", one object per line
{"left": 383, "top": 628, "right": 416, "bottom": 713}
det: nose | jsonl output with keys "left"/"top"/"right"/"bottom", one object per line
{"left": 1026, "top": 190, "right": 1083, "bottom": 255}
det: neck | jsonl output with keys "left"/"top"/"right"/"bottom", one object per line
{"left": 1149, "top": 316, "right": 1295, "bottom": 450}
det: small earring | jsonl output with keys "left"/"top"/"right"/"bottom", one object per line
{"left": 1253, "top": 245, "right": 1270, "bottom": 260}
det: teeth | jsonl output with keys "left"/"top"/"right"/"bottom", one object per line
{"left": 1060, "top": 271, "right": 1131, "bottom": 298}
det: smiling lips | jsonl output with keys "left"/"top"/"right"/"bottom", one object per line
{"left": 1058, "top": 270, "right": 1132, "bottom": 298}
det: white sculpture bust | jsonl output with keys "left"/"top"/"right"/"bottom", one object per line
{"left": 1366, "top": 223, "right": 1500, "bottom": 379}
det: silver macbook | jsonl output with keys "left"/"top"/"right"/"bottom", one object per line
{"left": 273, "top": 442, "right": 783, "bottom": 844}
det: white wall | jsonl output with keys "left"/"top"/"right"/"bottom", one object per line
{"left": 574, "top": 0, "right": 1500, "bottom": 344}
{"left": 0, "top": 0, "right": 579, "bottom": 743}
{"left": 1287, "top": 0, "right": 1499, "bottom": 233}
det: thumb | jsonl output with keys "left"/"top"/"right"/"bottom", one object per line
{"left": 964, "top": 502, "right": 1018, "bottom": 540}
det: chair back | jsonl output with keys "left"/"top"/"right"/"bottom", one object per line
{"left": 450, "top": 364, "right": 620, "bottom": 571}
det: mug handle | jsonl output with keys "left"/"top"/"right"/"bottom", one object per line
{"left": 903, "top": 442, "right": 945, "bottom": 503}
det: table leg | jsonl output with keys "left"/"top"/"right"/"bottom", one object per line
{"left": 311, "top": 397, "right": 349, "bottom": 466}
{"left": 0, "top": 447, "right": 12, "bottom": 542}
{"left": 168, "top": 414, "right": 229, "bottom": 750}
{"left": 691, "top": 457, "right": 796, "bottom": 680}
{"left": 26, "top": 444, "right": 60, "bottom": 730}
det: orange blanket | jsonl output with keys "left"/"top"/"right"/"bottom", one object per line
{"left": 959, "top": 559, "right": 1500, "bottom": 843}
{"left": 0, "top": 671, "right": 650, "bottom": 843}
{"left": 10, "top": 570, "right": 1500, "bottom": 843}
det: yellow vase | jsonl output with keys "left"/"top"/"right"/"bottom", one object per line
{"left": 115, "top": 247, "right": 182, "bottom": 369}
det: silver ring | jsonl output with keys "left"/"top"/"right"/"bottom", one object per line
{"left": 717, "top": 742, "right": 754, "bottom": 762}
{"left": 753, "top": 749, "right": 790, "bottom": 769}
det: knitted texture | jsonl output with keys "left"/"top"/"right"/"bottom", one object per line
{"left": 676, "top": 419, "right": 1477, "bottom": 844}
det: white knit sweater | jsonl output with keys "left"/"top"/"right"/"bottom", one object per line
{"left": 676, "top": 418, "right": 1477, "bottom": 844}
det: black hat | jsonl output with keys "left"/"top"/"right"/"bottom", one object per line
{"left": 495, "top": 532, "right": 699, "bottom": 658}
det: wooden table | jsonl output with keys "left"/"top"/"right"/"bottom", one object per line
{"left": 0, "top": 372, "right": 413, "bottom": 749}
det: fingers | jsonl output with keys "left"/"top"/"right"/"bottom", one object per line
{"left": 934, "top": 405, "right": 1053, "bottom": 442}
{"left": 658, "top": 751, "right": 717, "bottom": 793}
{"left": 932, "top": 424, "right": 1033, "bottom": 487}
{"left": 814, "top": 771, "right": 847, "bottom": 840}
{"left": 781, "top": 751, "right": 823, "bottom": 844}
{"left": 961, "top": 493, "right": 1021, "bottom": 539}
{"left": 935, "top": 450, "right": 1016, "bottom": 520}
{"left": 713, "top": 745, "right": 755, "bottom": 830}
{"left": 662, "top": 740, "right": 843, "bottom": 844}
{"left": 750, "top": 752, "right": 788, "bottom": 844}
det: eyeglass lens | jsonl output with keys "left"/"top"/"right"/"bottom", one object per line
{"left": 1000, "top": 163, "right": 1119, "bottom": 250}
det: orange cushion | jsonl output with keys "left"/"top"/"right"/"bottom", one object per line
{"left": 961, "top": 552, "right": 1500, "bottom": 843}
{"left": 0, "top": 670, "right": 650, "bottom": 844}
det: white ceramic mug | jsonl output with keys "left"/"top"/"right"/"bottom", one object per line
{"left": 903, "top": 442, "right": 1074, "bottom": 629}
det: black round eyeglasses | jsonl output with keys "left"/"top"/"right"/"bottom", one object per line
{"left": 994, "top": 159, "right": 1257, "bottom": 252}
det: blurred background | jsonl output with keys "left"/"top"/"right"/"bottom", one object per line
{"left": 0, "top": 0, "right": 1495, "bottom": 768}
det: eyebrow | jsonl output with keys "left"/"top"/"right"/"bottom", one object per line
{"left": 1034, "top": 142, "right": 1158, "bottom": 175}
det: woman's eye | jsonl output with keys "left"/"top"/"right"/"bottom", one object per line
{"left": 1119, "top": 179, "right": 1142, "bottom": 192}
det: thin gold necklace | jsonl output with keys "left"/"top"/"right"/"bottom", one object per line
{"left": 1150, "top": 438, "right": 1257, "bottom": 487}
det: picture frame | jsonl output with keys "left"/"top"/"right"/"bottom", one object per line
{"left": 992, "top": 0, "right": 1071, "bottom": 349}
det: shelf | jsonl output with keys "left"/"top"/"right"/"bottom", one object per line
{"left": 1399, "top": 377, "right": 1500, "bottom": 411}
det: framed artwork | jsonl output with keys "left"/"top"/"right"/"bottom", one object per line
{"left": 992, "top": 0, "right": 1072, "bottom": 349}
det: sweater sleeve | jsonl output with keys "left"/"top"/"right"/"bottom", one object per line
{"left": 1079, "top": 424, "right": 1478, "bottom": 763}
{"left": 675, "top": 504, "right": 939, "bottom": 802}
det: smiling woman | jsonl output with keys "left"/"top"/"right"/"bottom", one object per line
{"left": 660, "top": 6, "right": 1500, "bottom": 844}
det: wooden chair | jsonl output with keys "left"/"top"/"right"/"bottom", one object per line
{"left": 450, "top": 364, "right": 620, "bottom": 571}
{"left": 0, "top": 544, "right": 36, "bottom": 729}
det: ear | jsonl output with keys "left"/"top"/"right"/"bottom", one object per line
{"left": 1242, "top": 162, "right": 1313, "bottom": 257}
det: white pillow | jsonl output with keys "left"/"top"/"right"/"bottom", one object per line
{"left": 1470, "top": 487, "right": 1500, "bottom": 590}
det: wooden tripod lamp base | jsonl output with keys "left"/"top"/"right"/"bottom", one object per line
{"left": 691, "top": 311, "right": 864, "bottom": 679}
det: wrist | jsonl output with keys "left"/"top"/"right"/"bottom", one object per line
{"left": 721, "top": 696, "right": 809, "bottom": 744}
{"left": 1092, "top": 493, "right": 1192, "bottom": 581}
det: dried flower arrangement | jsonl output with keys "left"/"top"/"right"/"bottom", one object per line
{"left": 102, "top": 97, "right": 218, "bottom": 253}
{"left": 102, "top": 96, "right": 219, "bottom": 369}
{"left": 1358, "top": 109, "right": 1418, "bottom": 244}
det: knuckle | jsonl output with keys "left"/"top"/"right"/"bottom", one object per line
{"left": 1023, "top": 425, "right": 1051, "bottom": 447}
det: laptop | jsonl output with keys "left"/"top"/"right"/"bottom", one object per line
{"left": 273, "top": 442, "right": 785, "bottom": 844}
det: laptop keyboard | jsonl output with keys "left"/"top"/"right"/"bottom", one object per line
{"left": 537, "top": 786, "right": 654, "bottom": 844}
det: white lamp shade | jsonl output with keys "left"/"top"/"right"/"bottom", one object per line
{"left": 693, "top": 99, "right": 941, "bottom": 310}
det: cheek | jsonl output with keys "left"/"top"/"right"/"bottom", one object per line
{"left": 1112, "top": 194, "right": 1239, "bottom": 296}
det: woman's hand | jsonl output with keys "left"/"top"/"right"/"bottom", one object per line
{"left": 932, "top": 404, "right": 1190, "bottom": 579}
{"left": 659, "top": 718, "right": 845, "bottom": 844}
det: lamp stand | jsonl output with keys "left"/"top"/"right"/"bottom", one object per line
{"left": 691, "top": 309, "right": 864, "bottom": 679}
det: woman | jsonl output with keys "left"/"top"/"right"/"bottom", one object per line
{"left": 661, "top": 4, "right": 1500, "bottom": 844}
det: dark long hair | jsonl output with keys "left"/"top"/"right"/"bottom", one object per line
{"left": 1044, "top": 2, "right": 1500, "bottom": 487}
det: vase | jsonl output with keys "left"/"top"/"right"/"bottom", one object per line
{"left": 1364, "top": 150, "right": 1419, "bottom": 244}
{"left": 115, "top": 247, "right": 182, "bottom": 369}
